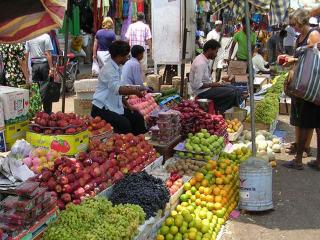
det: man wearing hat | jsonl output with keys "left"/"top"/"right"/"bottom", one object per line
{"left": 125, "top": 12, "right": 152, "bottom": 74}
{"left": 207, "top": 20, "right": 224, "bottom": 82}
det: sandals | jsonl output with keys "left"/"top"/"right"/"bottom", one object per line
{"left": 285, "top": 143, "right": 312, "bottom": 158}
{"left": 307, "top": 160, "right": 320, "bottom": 171}
{"left": 282, "top": 160, "right": 304, "bottom": 170}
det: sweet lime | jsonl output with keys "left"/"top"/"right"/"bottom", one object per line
{"left": 160, "top": 226, "right": 170, "bottom": 235}
{"left": 165, "top": 217, "right": 174, "bottom": 227}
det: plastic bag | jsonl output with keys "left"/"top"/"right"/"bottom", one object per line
{"left": 9, "top": 140, "right": 32, "bottom": 160}
{"left": 92, "top": 59, "right": 99, "bottom": 76}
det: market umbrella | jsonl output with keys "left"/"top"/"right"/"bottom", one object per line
{"left": 0, "top": 0, "right": 66, "bottom": 43}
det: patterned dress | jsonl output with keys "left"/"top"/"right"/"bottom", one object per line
{"left": 0, "top": 43, "right": 26, "bottom": 87}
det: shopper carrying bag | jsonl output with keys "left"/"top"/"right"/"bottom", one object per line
{"left": 285, "top": 47, "right": 320, "bottom": 106}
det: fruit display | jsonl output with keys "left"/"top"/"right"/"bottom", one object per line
{"left": 23, "top": 148, "right": 60, "bottom": 174}
{"left": 267, "top": 73, "right": 287, "bottom": 96}
{"left": 0, "top": 182, "right": 56, "bottom": 238}
{"left": 32, "top": 155, "right": 108, "bottom": 210}
{"left": 173, "top": 100, "right": 228, "bottom": 140}
{"left": 151, "top": 110, "right": 181, "bottom": 143}
{"left": 43, "top": 198, "right": 145, "bottom": 240}
{"left": 127, "top": 93, "right": 160, "bottom": 119}
{"left": 232, "top": 130, "right": 281, "bottom": 163}
{"left": 82, "top": 115, "right": 113, "bottom": 137}
{"left": 177, "top": 129, "right": 225, "bottom": 161}
{"left": 166, "top": 173, "right": 183, "bottom": 195}
{"left": 219, "top": 147, "right": 252, "bottom": 165}
{"left": 156, "top": 158, "right": 240, "bottom": 240}
{"left": 88, "top": 133, "right": 158, "bottom": 176}
{"left": 165, "top": 158, "right": 206, "bottom": 176}
{"left": 226, "top": 119, "right": 242, "bottom": 134}
{"left": 30, "top": 112, "right": 86, "bottom": 135}
{"left": 109, "top": 171, "right": 170, "bottom": 219}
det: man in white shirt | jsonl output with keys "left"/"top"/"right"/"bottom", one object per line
{"left": 252, "top": 47, "right": 270, "bottom": 74}
{"left": 125, "top": 13, "right": 152, "bottom": 74}
{"left": 206, "top": 20, "right": 224, "bottom": 82}
{"left": 26, "top": 33, "right": 54, "bottom": 114}
{"left": 189, "top": 39, "right": 242, "bottom": 113}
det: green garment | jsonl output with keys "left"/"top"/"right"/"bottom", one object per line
{"left": 61, "top": 6, "right": 80, "bottom": 36}
{"left": 233, "top": 30, "right": 257, "bottom": 60}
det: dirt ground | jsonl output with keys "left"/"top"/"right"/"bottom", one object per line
{"left": 53, "top": 65, "right": 320, "bottom": 240}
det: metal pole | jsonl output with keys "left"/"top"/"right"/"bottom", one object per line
{"left": 62, "top": 0, "right": 71, "bottom": 113}
{"left": 244, "top": 0, "right": 256, "bottom": 156}
{"left": 180, "top": 0, "right": 187, "bottom": 97}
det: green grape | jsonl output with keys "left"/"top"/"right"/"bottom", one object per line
{"left": 43, "top": 198, "right": 145, "bottom": 240}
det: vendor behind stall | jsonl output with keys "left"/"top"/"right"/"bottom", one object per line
{"left": 121, "top": 45, "right": 145, "bottom": 86}
{"left": 91, "top": 40, "right": 147, "bottom": 135}
{"left": 189, "top": 39, "right": 242, "bottom": 113}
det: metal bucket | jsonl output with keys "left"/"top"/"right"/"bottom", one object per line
{"left": 196, "top": 99, "right": 212, "bottom": 113}
{"left": 239, "top": 157, "right": 273, "bottom": 211}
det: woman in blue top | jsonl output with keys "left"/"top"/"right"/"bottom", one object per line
{"left": 93, "top": 17, "right": 116, "bottom": 67}
{"left": 91, "top": 40, "right": 147, "bottom": 135}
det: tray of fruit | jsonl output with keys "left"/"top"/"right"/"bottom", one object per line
{"left": 30, "top": 112, "right": 86, "bottom": 135}
{"left": 226, "top": 119, "right": 243, "bottom": 142}
{"left": 83, "top": 116, "right": 113, "bottom": 141}
{"left": 174, "top": 130, "right": 225, "bottom": 157}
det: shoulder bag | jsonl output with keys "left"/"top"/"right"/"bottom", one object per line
{"left": 285, "top": 47, "right": 320, "bottom": 106}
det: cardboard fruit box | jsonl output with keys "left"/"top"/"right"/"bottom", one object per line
{"left": 5, "top": 120, "right": 29, "bottom": 149}
{"left": 0, "top": 86, "right": 29, "bottom": 124}
{"left": 26, "top": 130, "right": 89, "bottom": 156}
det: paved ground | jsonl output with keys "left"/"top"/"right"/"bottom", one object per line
{"left": 53, "top": 64, "right": 320, "bottom": 240}
{"left": 222, "top": 115, "right": 320, "bottom": 240}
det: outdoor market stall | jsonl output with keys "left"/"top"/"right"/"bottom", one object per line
{"left": 0, "top": 67, "right": 286, "bottom": 239}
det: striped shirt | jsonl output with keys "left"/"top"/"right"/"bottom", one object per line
{"left": 125, "top": 21, "right": 152, "bottom": 49}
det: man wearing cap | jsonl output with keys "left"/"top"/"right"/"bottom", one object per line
{"left": 125, "top": 12, "right": 152, "bottom": 74}
{"left": 207, "top": 20, "right": 224, "bottom": 82}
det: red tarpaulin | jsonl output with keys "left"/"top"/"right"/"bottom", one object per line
{"left": 0, "top": 0, "right": 66, "bottom": 43}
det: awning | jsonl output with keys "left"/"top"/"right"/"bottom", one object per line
{"left": 0, "top": 0, "right": 67, "bottom": 43}
{"left": 211, "top": 0, "right": 290, "bottom": 26}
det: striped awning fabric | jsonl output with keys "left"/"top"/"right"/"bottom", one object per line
{"left": 211, "top": 0, "right": 290, "bottom": 26}
{"left": 0, "top": 0, "right": 66, "bottom": 43}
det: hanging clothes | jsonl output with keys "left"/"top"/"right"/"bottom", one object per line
{"left": 103, "top": 0, "right": 110, "bottom": 17}
{"left": 132, "top": 1, "right": 138, "bottom": 20}
{"left": 61, "top": 5, "right": 80, "bottom": 36}
{"left": 137, "top": 0, "right": 144, "bottom": 13}
{"left": 121, "top": 0, "right": 133, "bottom": 39}
{"left": 114, "top": 0, "right": 123, "bottom": 19}
{"left": 123, "top": 0, "right": 130, "bottom": 18}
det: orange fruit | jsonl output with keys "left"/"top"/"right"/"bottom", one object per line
{"left": 195, "top": 199, "right": 202, "bottom": 206}
{"left": 222, "top": 197, "right": 228, "bottom": 205}
{"left": 225, "top": 159, "right": 232, "bottom": 166}
{"left": 200, "top": 194, "right": 207, "bottom": 201}
{"left": 205, "top": 195, "right": 214, "bottom": 202}
{"left": 195, "top": 191, "right": 201, "bottom": 199}
{"left": 219, "top": 162, "right": 227, "bottom": 170}
{"left": 213, "top": 187, "right": 221, "bottom": 196}
{"left": 220, "top": 189, "right": 227, "bottom": 197}
{"left": 201, "top": 179, "right": 209, "bottom": 187}
{"left": 195, "top": 172, "right": 204, "bottom": 182}
{"left": 225, "top": 167, "right": 232, "bottom": 175}
{"left": 199, "top": 186, "right": 205, "bottom": 194}
{"left": 215, "top": 195, "right": 222, "bottom": 203}
{"left": 189, "top": 178, "right": 197, "bottom": 186}
{"left": 215, "top": 171, "right": 222, "bottom": 178}
{"left": 195, "top": 183, "right": 201, "bottom": 189}
{"left": 203, "top": 187, "right": 212, "bottom": 195}
{"left": 216, "top": 178, "right": 223, "bottom": 185}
